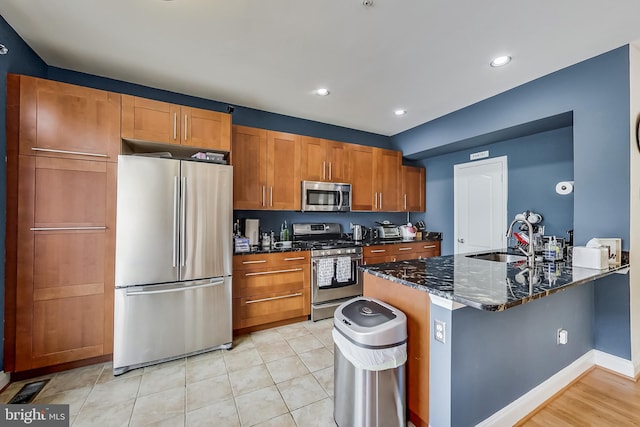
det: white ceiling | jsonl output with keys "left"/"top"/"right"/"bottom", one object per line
{"left": 2, "top": 0, "right": 640, "bottom": 136}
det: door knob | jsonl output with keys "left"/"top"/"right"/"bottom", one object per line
{"left": 457, "top": 238, "right": 465, "bottom": 243}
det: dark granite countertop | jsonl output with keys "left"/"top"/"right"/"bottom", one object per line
{"left": 360, "top": 250, "right": 630, "bottom": 311}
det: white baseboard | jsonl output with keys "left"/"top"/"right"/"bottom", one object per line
{"left": 593, "top": 349, "right": 636, "bottom": 378}
{"left": 476, "top": 350, "right": 635, "bottom": 426}
{"left": 0, "top": 371, "right": 10, "bottom": 390}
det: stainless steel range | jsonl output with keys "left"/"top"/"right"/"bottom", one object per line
{"left": 292, "top": 223, "right": 363, "bottom": 321}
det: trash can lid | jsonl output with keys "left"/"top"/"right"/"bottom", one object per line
{"left": 334, "top": 297, "right": 407, "bottom": 347}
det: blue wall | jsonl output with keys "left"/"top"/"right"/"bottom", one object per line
{"left": 415, "top": 126, "right": 574, "bottom": 255}
{"left": 0, "top": 16, "right": 48, "bottom": 372}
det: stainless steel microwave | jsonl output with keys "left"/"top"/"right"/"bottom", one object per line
{"left": 301, "top": 181, "right": 351, "bottom": 212}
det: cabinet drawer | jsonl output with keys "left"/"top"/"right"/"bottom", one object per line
{"left": 233, "top": 264, "right": 310, "bottom": 297}
{"left": 233, "top": 251, "right": 309, "bottom": 270}
{"left": 363, "top": 245, "right": 392, "bottom": 257}
{"left": 233, "top": 288, "right": 310, "bottom": 330}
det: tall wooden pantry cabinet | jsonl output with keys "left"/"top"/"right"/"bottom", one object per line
{"left": 5, "top": 75, "right": 119, "bottom": 374}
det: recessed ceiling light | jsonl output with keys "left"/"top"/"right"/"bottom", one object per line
{"left": 394, "top": 109, "right": 407, "bottom": 116}
{"left": 490, "top": 55, "right": 512, "bottom": 67}
{"left": 315, "top": 88, "right": 330, "bottom": 96}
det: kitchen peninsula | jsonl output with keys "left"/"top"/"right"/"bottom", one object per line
{"left": 361, "top": 253, "right": 630, "bottom": 427}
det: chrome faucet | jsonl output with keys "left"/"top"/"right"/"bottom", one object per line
{"left": 506, "top": 217, "right": 535, "bottom": 269}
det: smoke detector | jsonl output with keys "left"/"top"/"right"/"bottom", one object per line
{"left": 362, "top": 0, "right": 373, "bottom": 6}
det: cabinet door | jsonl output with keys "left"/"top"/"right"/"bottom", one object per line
{"left": 402, "top": 166, "right": 426, "bottom": 212}
{"left": 349, "top": 144, "right": 375, "bottom": 211}
{"left": 15, "top": 156, "right": 115, "bottom": 371}
{"left": 15, "top": 75, "right": 120, "bottom": 162}
{"left": 300, "top": 136, "right": 327, "bottom": 181}
{"left": 326, "top": 140, "right": 349, "bottom": 183}
{"left": 374, "top": 148, "right": 401, "bottom": 211}
{"left": 121, "top": 95, "right": 181, "bottom": 145}
{"left": 232, "top": 126, "right": 268, "bottom": 209}
{"left": 182, "top": 106, "right": 231, "bottom": 151}
{"left": 267, "top": 131, "right": 300, "bottom": 210}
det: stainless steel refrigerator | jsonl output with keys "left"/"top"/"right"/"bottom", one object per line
{"left": 113, "top": 154, "right": 233, "bottom": 375}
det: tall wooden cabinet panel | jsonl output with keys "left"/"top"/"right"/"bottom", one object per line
{"left": 5, "top": 75, "right": 117, "bottom": 373}
{"left": 232, "top": 125, "right": 300, "bottom": 210}
{"left": 349, "top": 144, "right": 376, "bottom": 211}
{"left": 232, "top": 126, "right": 267, "bottom": 209}
{"left": 121, "top": 95, "right": 231, "bottom": 151}
{"left": 300, "top": 137, "right": 349, "bottom": 183}
{"left": 373, "top": 148, "right": 401, "bottom": 211}
{"left": 402, "top": 165, "right": 426, "bottom": 212}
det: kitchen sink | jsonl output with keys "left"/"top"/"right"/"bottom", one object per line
{"left": 466, "top": 252, "right": 528, "bottom": 263}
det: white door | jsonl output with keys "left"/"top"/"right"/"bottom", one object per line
{"left": 454, "top": 156, "right": 507, "bottom": 254}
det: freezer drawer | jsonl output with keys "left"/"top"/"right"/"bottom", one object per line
{"left": 113, "top": 277, "right": 232, "bottom": 375}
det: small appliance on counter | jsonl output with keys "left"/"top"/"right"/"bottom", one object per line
{"left": 350, "top": 223, "right": 367, "bottom": 242}
{"left": 374, "top": 221, "right": 401, "bottom": 240}
{"left": 399, "top": 223, "right": 417, "bottom": 240}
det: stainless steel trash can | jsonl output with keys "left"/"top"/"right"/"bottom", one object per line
{"left": 333, "top": 297, "right": 408, "bottom": 427}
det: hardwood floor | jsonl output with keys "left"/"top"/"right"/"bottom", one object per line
{"left": 518, "top": 367, "right": 640, "bottom": 426}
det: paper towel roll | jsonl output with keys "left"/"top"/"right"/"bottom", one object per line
{"left": 555, "top": 181, "right": 574, "bottom": 195}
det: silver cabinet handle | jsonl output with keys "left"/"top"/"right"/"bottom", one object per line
{"left": 180, "top": 176, "right": 187, "bottom": 267}
{"left": 404, "top": 194, "right": 407, "bottom": 210}
{"left": 246, "top": 292, "right": 302, "bottom": 304}
{"left": 374, "top": 192, "right": 378, "bottom": 209}
{"left": 245, "top": 268, "right": 303, "bottom": 277}
{"left": 284, "top": 257, "right": 306, "bottom": 261}
{"left": 270, "top": 187, "right": 273, "bottom": 207}
{"left": 127, "top": 280, "right": 225, "bottom": 296}
{"left": 398, "top": 247, "right": 412, "bottom": 251}
{"left": 184, "top": 114, "right": 188, "bottom": 141}
{"left": 31, "top": 147, "right": 107, "bottom": 158}
{"left": 379, "top": 193, "right": 383, "bottom": 210}
{"left": 172, "top": 176, "right": 179, "bottom": 268}
{"left": 329, "top": 162, "right": 332, "bottom": 181}
{"left": 173, "top": 112, "right": 177, "bottom": 140}
{"left": 370, "top": 249, "right": 386, "bottom": 253}
{"left": 323, "top": 161, "right": 326, "bottom": 180}
{"left": 30, "top": 226, "right": 107, "bottom": 231}
{"left": 262, "top": 186, "right": 266, "bottom": 207}
{"left": 242, "top": 260, "right": 267, "bottom": 264}
{"left": 423, "top": 245, "right": 436, "bottom": 249}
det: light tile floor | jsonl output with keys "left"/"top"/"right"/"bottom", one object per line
{"left": 0, "top": 319, "right": 337, "bottom": 427}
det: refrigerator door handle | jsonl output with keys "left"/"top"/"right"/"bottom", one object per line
{"left": 180, "top": 176, "right": 187, "bottom": 267}
{"left": 126, "top": 279, "right": 225, "bottom": 296}
{"left": 173, "top": 176, "right": 179, "bottom": 268}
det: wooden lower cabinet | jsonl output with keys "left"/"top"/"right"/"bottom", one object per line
{"left": 233, "top": 252, "right": 310, "bottom": 333}
{"left": 364, "top": 273, "right": 430, "bottom": 427}
{"left": 363, "top": 241, "right": 441, "bottom": 264}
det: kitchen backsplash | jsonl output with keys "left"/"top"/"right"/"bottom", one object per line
{"left": 234, "top": 210, "right": 419, "bottom": 239}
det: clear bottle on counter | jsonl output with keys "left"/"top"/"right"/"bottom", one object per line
{"left": 280, "top": 220, "right": 290, "bottom": 241}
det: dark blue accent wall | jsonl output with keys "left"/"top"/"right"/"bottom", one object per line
{"left": 0, "top": 15, "right": 48, "bottom": 372}
{"left": 392, "top": 46, "right": 631, "bottom": 361}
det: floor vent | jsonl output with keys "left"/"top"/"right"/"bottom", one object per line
{"left": 8, "top": 379, "right": 50, "bottom": 404}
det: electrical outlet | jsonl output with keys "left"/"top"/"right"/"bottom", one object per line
{"left": 434, "top": 320, "right": 446, "bottom": 344}
{"left": 557, "top": 328, "right": 568, "bottom": 345}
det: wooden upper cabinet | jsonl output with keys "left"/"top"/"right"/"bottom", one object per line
{"left": 373, "top": 148, "right": 401, "bottom": 212}
{"left": 349, "top": 144, "right": 376, "bottom": 211}
{"left": 121, "top": 95, "right": 231, "bottom": 151}
{"left": 402, "top": 165, "right": 426, "bottom": 212}
{"left": 267, "top": 131, "right": 300, "bottom": 210}
{"left": 300, "top": 137, "right": 349, "bottom": 183}
{"left": 9, "top": 74, "right": 120, "bottom": 162}
{"left": 232, "top": 126, "right": 267, "bottom": 210}
{"left": 232, "top": 125, "right": 300, "bottom": 210}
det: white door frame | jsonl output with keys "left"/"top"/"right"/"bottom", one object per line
{"left": 453, "top": 156, "right": 508, "bottom": 254}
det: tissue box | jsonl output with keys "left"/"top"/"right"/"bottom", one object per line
{"left": 572, "top": 246, "right": 609, "bottom": 270}
{"left": 594, "top": 238, "right": 622, "bottom": 266}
